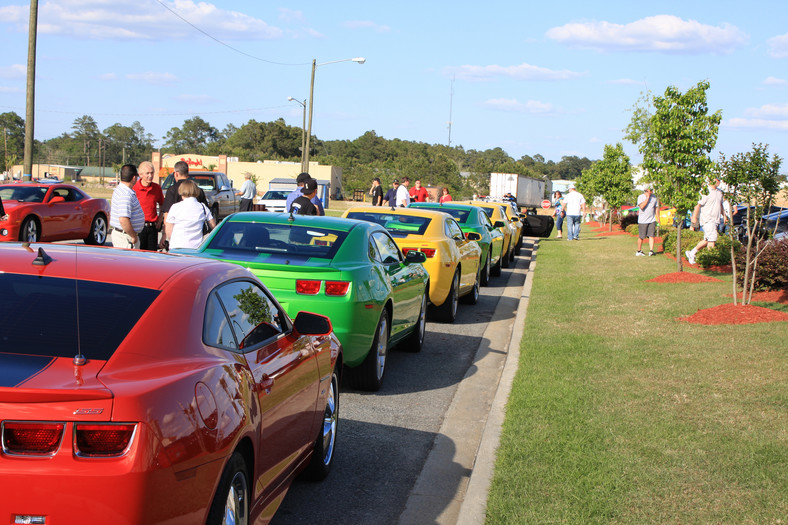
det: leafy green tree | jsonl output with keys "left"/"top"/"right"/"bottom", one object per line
{"left": 162, "top": 116, "right": 220, "bottom": 154}
{"left": 578, "top": 143, "right": 633, "bottom": 231}
{"left": 717, "top": 144, "right": 784, "bottom": 304}
{"left": 625, "top": 81, "right": 721, "bottom": 271}
{"left": 72, "top": 115, "right": 100, "bottom": 166}
{"left": 103, "top": 121, "right": 154, "bottom": 165}
{"left": 1, "top": 112, "right": 25, "bottom": 172}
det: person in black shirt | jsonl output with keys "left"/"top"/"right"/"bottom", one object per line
{"left": 290, "top": 178, "right": 318, "bottom": 215}
{"left": 369, "top": 177, "right": 383, "bottom": 206}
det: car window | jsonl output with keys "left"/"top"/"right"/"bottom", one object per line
{"left": 209, "top": 280, "right": 285, "bottom": 352}
{"left": 446, "top": 219, "right": 464, "bottom": 240}
{"left": 203, "top": 293, "right": 238, "bottom": 351}
{"left": 0, "top": 273, "right": 160, "bottom": 360}
{"left": 480, "top": 211, "right": 494, "bottom": 228}
{"left": 347, "top": 211, "right": 431, "bottom": 236}
{"left": 206, "top": 222, "right": 348, "bottom": 259}
{"left": 191, "top": 174, "right": 216, "bottom": 191}
{"left": 368, "top": 237, "right": 381, "bottom": 262}
{"left": 372, "top": 231, "right": 402, "bottom": 264}
{"left": 0, "top": 186, "right": 47, "bottom": 203}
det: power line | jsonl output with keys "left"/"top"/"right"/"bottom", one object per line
{"left": 0, "top": 104, "right": 291, "bottom": 118}
{"left": 155, "top": 0, "right": 308, "bottom": 67}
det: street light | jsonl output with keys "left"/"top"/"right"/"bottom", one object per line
{"left": 303, "top": 57, "right": 365, "bottom": 174}
{"left": 288, "top": 96, "right": 307, "bottom": 172}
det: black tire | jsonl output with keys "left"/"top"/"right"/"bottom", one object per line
{"left": 303, "top": 369, "right": 339, "bottom": 481}
{"left": 502, "top": 243, "right": 511, "bottom": 268}
{"left": 211, "top": 205, "right": 220, "bottom": 223}
{"left": 461, "top": 267, "right": 480, "bottom": 305}
{"left": 403, "top": 292, "right": 427, "bottom": 352}
{"left": 480, "top": 250, "right": 491, "bottom": 287}
{"left": 433, "top": 270, "right": 459, "bottom": 323}
{"left": 84, "top": 214, "right": 108, "bottom": 245}
{"left": 19, "top": 217, "right": 40, "bottom": 242}
{"left": 514, "top": 234, "right": 523, "bottom": 256}
{"left": 491, "top": 249, "right": 502, "bottom": 277}
{"left": 206, "top": 452, "right": 249, "bottom": 525}
{"left": 346, "top": 310, "right": 389, "bottom": 391}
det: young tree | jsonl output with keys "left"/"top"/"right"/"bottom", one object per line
{"left": 162, "top": 117, "right": 219, "bottom": 154}
{"left": 625, "top": 81, "right": 721, "bottom": 271}
{"left": 717, "top": 144, "right": 784, "bottom": 304}
{"left": 577, "top": 143, "right": 633, "bottom": 231}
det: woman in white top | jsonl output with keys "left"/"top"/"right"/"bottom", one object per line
{"left": 165, "top": 179, "right": 217, "bottom": 250}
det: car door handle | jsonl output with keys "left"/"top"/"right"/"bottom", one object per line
{"left": 258, "top": 374, "right": 274, "bottom": 394}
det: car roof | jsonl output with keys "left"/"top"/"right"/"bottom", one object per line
{"left": 0, "top": 243, "right": 243, "bottom": 290}
{"left": 226, "top": 212, "right": 369, "bottom": 232}
{"left": 345, "top": 205, "right": 454, "bottom": 220}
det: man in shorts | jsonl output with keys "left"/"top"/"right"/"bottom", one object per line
{"left": 635, "top": 186, "right": 659, "bottom": 256}
{"left": 685, "top": 178, "right": 725, "bottom": 265}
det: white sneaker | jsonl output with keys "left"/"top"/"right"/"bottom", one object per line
{"left": 685, "top": 250, "right": 696, "bottom": 265}
{"left": 636, "top": 251, "right": 646, "bottom": 257}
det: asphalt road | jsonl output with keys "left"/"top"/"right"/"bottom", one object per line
{"left": 272, "top": 244, "right": 533, "bottom": 525}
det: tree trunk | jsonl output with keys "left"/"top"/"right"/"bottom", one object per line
{"left": 676, "top": 222, "right": 684, "bottom": 272}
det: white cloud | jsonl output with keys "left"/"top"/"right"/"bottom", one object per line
{"left": 278, "top": 8, "right": 305, "bottom": 23}
{"left": 482, "top": 98, "right": 556, "bottom": 114}
{"left": 446, "top": 62, "right": 584, "bottom": 82}
{"left": 0, "top": 64, "right": 25, "bottom": 78}
{"left": 744, "top": 103, "right": 788, "bottom": 119}
{"left": 768, "top": 33, "right": 788, "bottom": 58}
{"left": 0, "top": 0, "right": 282, "bottom": 40}
{"left": 125, "top": 72, "right": 178, "bottom": 84}
{"left": 546, "top": 15, "right": 747, "bottom": 54}
{"left": 343, "top": 20, "right": 391, "bottom": 33}
{"left": 726, "top": 118, "right": 788, "bottom": 131}
{"left": 763, "top": 76, "right": 787, "bottom": 86}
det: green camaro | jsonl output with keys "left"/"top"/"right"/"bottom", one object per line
{"left": 176, "top": 212, "right": 430, "bottom": 391}
{"left": 408, "top": 202, "right": 505, "bottom": 285}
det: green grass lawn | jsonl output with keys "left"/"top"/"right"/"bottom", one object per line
{"left": 486, "top": 224, "right": 787, "bottom": 524}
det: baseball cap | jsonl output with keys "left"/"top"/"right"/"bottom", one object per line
{"left": 568, "top": 183, "right": 576, "bottom": 189}
{"left": 392, "top": 179, "right": 400, "bottom": 184}
{"left": 303, "top": 178, "right": 318, "bottom": 193}
{"left": 296, "top": 172, "right": 310, "bottom": 184}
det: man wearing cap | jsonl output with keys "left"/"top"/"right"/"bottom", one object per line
{"left": 290, "top": 178, "right": 319, "bottom": 215}
{"left": 286, "top": 172, "right": 325, "bottom": 215}
{"left": 563, "top": 184, "right": 586, "bottom": 241}
{"left": 685, "top": 178, "right": 725, "bottom": 265}
{"left": 384, "top": 180, "right": 399, "bottom": 207}
{"left": 635, "top": 186, "right": 659, "bottom": 256}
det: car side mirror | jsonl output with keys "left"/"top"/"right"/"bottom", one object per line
{"left": 219, "top": 185, "right": 231, "bottom": 191}
{"left": 49, "top": 196, "right": 65, "bottom": 204}
{"left": 466, "top": 232, "right": 482, "bottom": 241}
{"left": 494, "top": 220, "right": 507, "bottom": 229}
{"left": 405, "top": 250, "right": 427, "bottom": 264}
{"left": 293, "top": 311, "right": 332, "bottom": 336}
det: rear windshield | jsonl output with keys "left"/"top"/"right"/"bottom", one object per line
{"left": 346, "top": 212, "right": 431, "bottom": 236}
{"left": 412, "top": 206, "right": 470, "bottom": 223}
{"left": 207, "top": 221, "right": 348, "bottom": 259}
{"left": 262, "top": 190, "right": 291, "bottom": 200}
{"left": 0, "top": 274, "right": 160, "bottom": 360}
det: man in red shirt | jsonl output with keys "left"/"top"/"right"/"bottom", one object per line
{"left": 133, "top": 161, "right": 164, "bottom": 251}
{"left": 409, "top": 178, "right": 430, "bottom": 203}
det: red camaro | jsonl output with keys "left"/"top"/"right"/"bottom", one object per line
{"left": 0, "top": 243, "right": 342, "bottom": 524}
{"left": 0, "top": 183, "right": 110, "bottom": 244}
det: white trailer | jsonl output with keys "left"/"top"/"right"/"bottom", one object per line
{"left": 489, "top": 172, "right": 547, "bottom": 208}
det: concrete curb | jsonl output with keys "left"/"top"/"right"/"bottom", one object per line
{"left": 397, "top": 239, "right": 538, "bottom": 525}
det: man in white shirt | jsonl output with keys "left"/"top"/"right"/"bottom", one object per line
{"left": 685, "top": 178, "right": 725, "bottom": 265}
{"left": 235, "top": 173, "right": 257, "bottom": 212}
{"left": 563, "top": 184, "right": 586, "bottom": 241}
{"left": 635, "top": 187, "right": 659, "bottom": 256}
{"left": 396, "top": 176, "right": 411, "bottom": 207}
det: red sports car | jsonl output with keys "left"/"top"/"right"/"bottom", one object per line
{"left": 0, "top": 243, "right": 342, "bottom": 524}
{"left": 0, "top": 183, "right": 110, "bottom": 244}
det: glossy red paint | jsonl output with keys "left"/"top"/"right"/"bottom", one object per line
{"left": 0, "top": 243, "right": 342, "bottom": 524}
{"left": 0, "top": 183, "right": 110, "bottom": 243}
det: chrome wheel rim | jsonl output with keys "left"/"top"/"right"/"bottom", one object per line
{"left": 94, "top": 216, "right": 107, "bottom": 244}
{"left": 416, "top": 295, "right": 426, "bottom": 344}
{"left": 320, "top": 374, "right": 338, "bottom": 466}
{"left": 223, "top": 471, "right": 248, "bottom": 525}
{"left": 451, "top": 273, "right": 459, "bottom": 318}
{"left": 376, "top": 315, "right": 388, "bottom": 380}
{"left": 24, "top": 220, "right": 38, "bottom": 242}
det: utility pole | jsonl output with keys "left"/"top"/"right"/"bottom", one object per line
{"left": 23, "top": 0, "right": 39, "bottom": 180}
{"left": 447, "top": 75, "right": 455, "bottom": 148}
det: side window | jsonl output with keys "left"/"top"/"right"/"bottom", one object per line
{"left": 447, "top": 219, "right": 464, "bottom": 240}
{"left": 368, "top": 237, "right": 381, "bottom": 262}
{"left": 211, "top": 280, "right": 285, "bottom": 351}
{"left": 372, "top": 232, "right": 401, "bottom": 264}
{"left": 203, "top": 293, "right": 238, "bottom": 351}
{"left": 481, "top": 211, "right": 493, "bottom": 228}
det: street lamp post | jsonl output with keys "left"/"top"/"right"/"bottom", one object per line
{"left": 303, "top": 57, "right": 365, "bottom": 174}
{"left": 287, "top": 96, "right": 307, "bottom": 172}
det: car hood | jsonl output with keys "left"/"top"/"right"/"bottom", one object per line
{"left": 0, "top": 354, "right": 113, "bottom": 420}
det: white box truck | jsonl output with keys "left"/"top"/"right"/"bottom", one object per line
{"left": 489, "top": 172, "right": 547, "bottom": 208}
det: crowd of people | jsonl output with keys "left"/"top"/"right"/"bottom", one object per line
{"left": 369, "top": 177, "right": 452, "bottom": 207}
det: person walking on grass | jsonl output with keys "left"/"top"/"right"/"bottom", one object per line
{"left": 563, "top": 184, "right": 586, "bottom": 241}
{"left": 685, "top": 178, "right": 725, "bottom": 265}
{"left": 552, "top": 190, "right": 565, "bottom": 239}
{"left": 636, "top": 186, "right": 659, "bottom": 256}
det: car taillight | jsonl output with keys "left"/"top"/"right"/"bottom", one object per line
{"left": 74, "top": 423, "right": 136, "bottom": 457}
{"left": 401, "top": 248, "right": 416, "bottom": 255}
{"left": 325, "top": 281, "right": 350, "bottom": 296}
{"left": 420, "top": 248, "right": 436, "bottom": 258}
{"left": 296, "top": 280, "right": 321, "bottom": 295}
{"left": 2, "top": 421, "right": 64, "bottom": 456}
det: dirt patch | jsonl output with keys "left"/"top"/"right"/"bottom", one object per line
{"left": 648, "top": 272, "right": 724, "bottom": 283}
{"left": 727, "top": 290, "right": 788, "bottom": 304}
{"left": 586, "top": 221, "right": 601, "bottom": 227}
{"left": 678, "top": 303, "right": 788, "bottom": 325}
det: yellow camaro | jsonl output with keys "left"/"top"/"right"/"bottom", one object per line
{"left": 343, "top": 206, "right": 482, "bottom": 323}
{"left": 500, "top": 201, "right": 525, "bottom": 255}
{"left": 457, "top": 201, "right": 518, "bottom": 268}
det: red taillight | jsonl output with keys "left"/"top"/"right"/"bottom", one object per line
{"left": 401, "top": 248, "right": 416, "bottom": 255}
{"left": 325, "top": 281, "right": 350, "bottom": 296}
{"left": 420, "top": 248, "right": 436, "bottom": 258}
{"left": 296, "top": 280, "right": 321, "bottom": 295}
{"left": 74, "top": 423, "right": 135, "bottom": 457}
{"left": 2, "top": 421, "right": 64, "bottom": 456}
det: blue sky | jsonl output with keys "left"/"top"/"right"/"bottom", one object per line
{"left": 0, "top": 0, "right": 786, "bottom": 165}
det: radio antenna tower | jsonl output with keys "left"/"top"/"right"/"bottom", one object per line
{"left": 447, "top": 75, "right": 455, "bottom": 147}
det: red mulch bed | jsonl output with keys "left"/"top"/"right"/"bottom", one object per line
{"left": 678, "top": 303, "right": 788, "bottom": 325}
{"left": 648, "top": 272, "right": 723, "bottom": 283}
{"left": 727, "top": 290, "right": 788, "bottom": 304}
{"left": 586, "top": 221, "right": 601, "bottom": 227}
{"left": 663, "top": 252, "right": 732, "bottom": 273}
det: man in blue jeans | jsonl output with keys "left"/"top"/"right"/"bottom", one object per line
{"left": 563, "top": 184, "right": 586, "bottom": 240}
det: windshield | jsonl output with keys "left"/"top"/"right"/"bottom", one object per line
{"left": 207, "top": 221, "right": 348, "bottom": 259}
{"left": 262, "top": 190, "right": 292, "bottom": 200}
{"left": 412, "top": 206, "right": 470, "bottom": 223}
{"left": 0, "top": 186, "right": 48, "bottom": 203}
{"left": 346, "top": 212, "right": 431, "bottom": 236}
{"left": 0, "top": 274, "right": 160, "bottom": 360}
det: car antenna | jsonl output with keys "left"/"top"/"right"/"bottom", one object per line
{"left": 32, "top": 247, "right": 53, "bottom": 266}
{"left": 288, "top": 210, "right": 295, "bottom": 222}
{"left": 73, "top": 245, "right": 85, "bottom": 366}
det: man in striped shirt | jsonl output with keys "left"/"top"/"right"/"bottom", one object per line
{"left": 110, "top": 164, "right": 145, "bottom": 249}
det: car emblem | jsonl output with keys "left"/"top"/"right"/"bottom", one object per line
{"left": 73, "top": 408, "right": 104, "bottom": 415}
